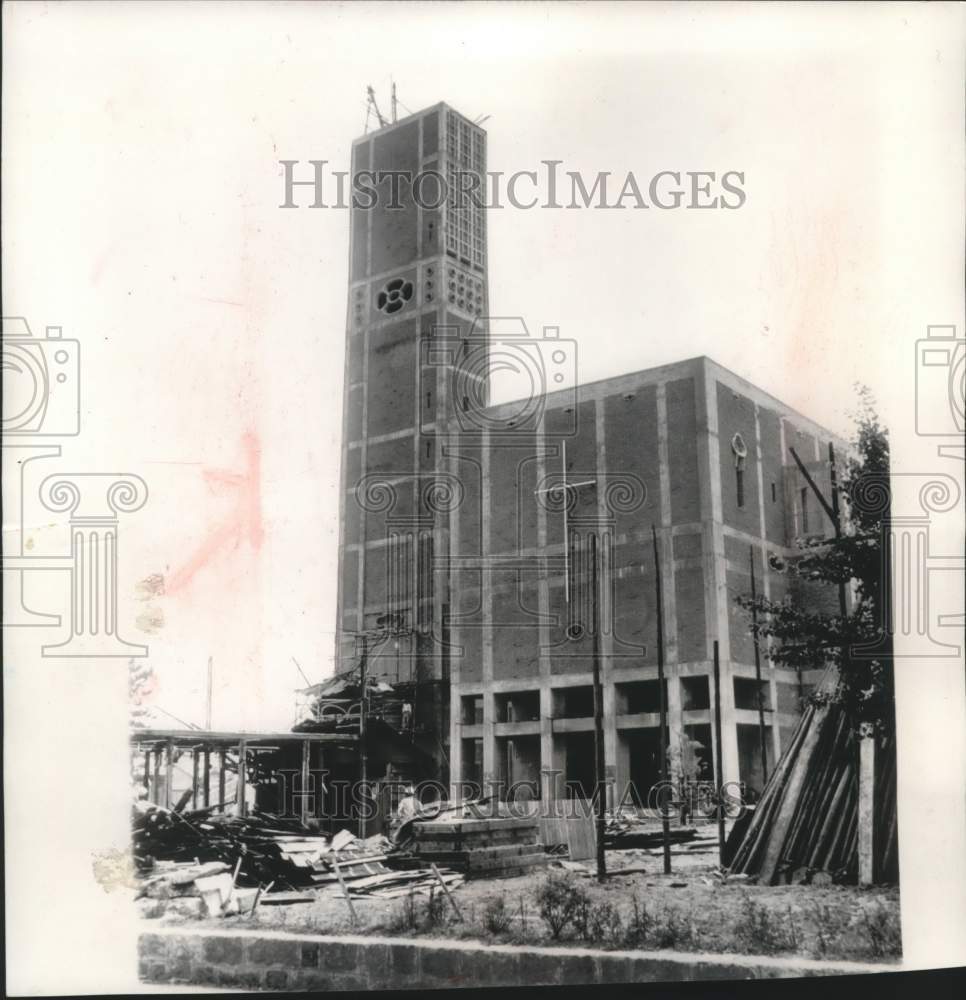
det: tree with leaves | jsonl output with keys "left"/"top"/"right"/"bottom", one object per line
{"left": 737, "top": 386, "right": 894, "bottom": 736}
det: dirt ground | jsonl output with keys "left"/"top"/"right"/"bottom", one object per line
{"left": 191, "top": 842, "right": 901, "bottom": 963}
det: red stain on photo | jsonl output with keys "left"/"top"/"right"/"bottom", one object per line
{"left": 164, "top": 431, "right": 264, "bottom": 595}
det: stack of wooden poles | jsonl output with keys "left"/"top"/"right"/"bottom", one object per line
{"left": 726, "top": 667, "right": 898, "bottom": 885}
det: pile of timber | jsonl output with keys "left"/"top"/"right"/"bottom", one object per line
{"left": 725, "top": 667, "right": 898, "bottom": 885}
{"left": 133, "top": 801, "right": 395, "bottom": 892}
{"left": 411, "top": 816, "right": 549, "bottom": 878}
{"left": 334, "top": 867, "right": 465, "bottom": 900}
{"left": 136, "top": 861, "right": 260, "bottom": 919}
{"left": 605, "top": 820, "right": 700, "bottom": 851}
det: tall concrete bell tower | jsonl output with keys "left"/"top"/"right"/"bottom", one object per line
{"left": 336, "top": 103, "right": 489, "bottom": 780}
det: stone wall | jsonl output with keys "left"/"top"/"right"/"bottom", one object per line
{"left": 139, "top": 927, "right": 891, "bottom": 991}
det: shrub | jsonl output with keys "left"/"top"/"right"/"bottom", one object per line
{"left": 624, "top": 894, "right": 650, "bottom": 949}
{"left": 855, "top": 899, "right": 901, "bottom": 958}
{"left": 648, "top": 904, "right": 695, "bottom": 950}
{"left": 423, "top": 886, "right": 447, "bottom": 929}
{"left": 482, "top": 894, "right": 513, "bottom": 935}
{"left": 535, "top": 871, "right": 591, "bottom": 939}
{"left": 732, "top": 893, "right": 798, "bottom": 955}
{"left": 806, "top": 900, "right": 852, "bottom": 958}
{"left": 388, "top": 889, "right": 420, "bottom": 934}
{"left": 583, "top": 901, "right": 624, "bottom": 946}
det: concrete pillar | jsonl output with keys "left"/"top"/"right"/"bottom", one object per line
{"left": 449, "top": 683, "right": 463, "bottom": 800}
{"left": 858, "top": 735, "right": 875, "bottom": 885}
{"left": 540, "top": 687, "right": 554, "bottom": 803}
{"left": 698, "top": 365, "right": 741, "bottom": 787}
{"left": 535, "top": 416, "right": 556, "bottom": 807}
{"left": 479, "top": 424, "right": 497, "bottom": 802}
{"left": 593, "top": 399, "right": 619, "bottom": 810}
{"left": 666, "top": 675, "right": 684, "bottom": 785}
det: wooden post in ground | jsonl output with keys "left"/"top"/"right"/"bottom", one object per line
{"left": 749, "top": 546, "right": 769, "bottom": 787}
{"left": 829, "top": 442, "right": 876, "bottom": 885}
{"left": 300, "top": 738, "right": 311, "bottom": 827}
{"left": 164, "top": 739, "right": 174, "bottom": 809}
{"left": 858, "top": 734, "right": 875, "bottom": 885}
{"left": 203, "top": 746, "right": 211, "bottom": 808}
{"left": 712, "top": 642, "right": 726, "bottom": 863}
{"left": 590, "top": 533, "right": 607, "bottom": 882}
{"left": 153, "top": 746, "right": 162, "bottom": 805}
{"left": 191, "top": 747, "right": 200, "bottom": 809}
{"left": 430, "top": 863, "right": 463, "bottom": 921}
{"left": 652, "top": 524, "right": 672, "bottom": 875}
{"left": 359, "top": 634, "right": 369, "bottom": 840}
{"left": 790, "top": 443, "right": 877, "bottom": 883}
{"left": 218, "top": 748, "right": 227, "bottom": 807}
{"left": 236, "top": 740, "right": 248, "bottom": 817}
{"left": 333, "top": 860, "right": 359, "bottom": 926}
{"left": 317, "top": 744, "right": 329, "bottom": 832}
{"left": 143, "top": 748, "right": 151, "bottom": 799}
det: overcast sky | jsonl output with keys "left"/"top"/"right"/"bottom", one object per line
{"left": 4, "top": 2, "right": 962, "bottom": 733}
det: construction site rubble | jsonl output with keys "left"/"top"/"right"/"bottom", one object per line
{"left": 132, "top": 799, "right": 463, "bottom": 918}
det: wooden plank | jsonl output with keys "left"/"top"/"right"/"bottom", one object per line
{"left": 218, "top": 748, "right": 226, "bottom": 806}
{"left": 415, "top": 817, "right": 537, "bottom": 835}
{"left": 858, "top": 736, "right": 875, "bottom": 886}
{"left": 202, "top": 746, "right": 211, "bottom": 808}
{"left": 131, "top": 728, "right": 356, "bottom": 745}
{"left": 153, "top": 749, "right": 162, "bottom": 806}
{"left": 414, "top": 833, "right": 538, "bottom": 852}
{"left": 431, "top": 863, "right": 463, "bottom": 921}
{"left": 416, "top": 844, "right": 544, "bottom": 863}
{"left": 191, "top": 749, "right": 200, "bottom": 810}
{"left": 333, "top": 859, "right": 358, "bottom": 925}
{"left": 539, "top": 811, "right": 596, "bottom": 861}
{"left": 164, "top": 739, "right": 174, "bottom": 809}
{"left": 236, "top": 740, "right": 247, "bottom": 818}
{"left": 466, "top": 854, "right": 549, "bottom": 873}
{"left": 300, "top": 739, "right": 311, "bottom": 827}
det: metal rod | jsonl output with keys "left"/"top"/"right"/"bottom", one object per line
{"left": 205, "top": 656, "right": 213, "bottom": 730}
{"left": 562, "top": 441, "right": 570, "bottom": 601}
{"left": 590, "top": 533, "right": 607, "bottom": 882}
{"left": 652, "top": 525, "right": 672, "bottom": 875}
{"left": 749, "top": 546, "right": 769, "bottom": 787}
{"left": 712, "top": 641, "right": 726, "bottom": 863}
{"left": 359, "top": 634, "right": 369, "bottom": 839}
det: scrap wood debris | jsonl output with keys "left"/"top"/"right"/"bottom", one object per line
{"left": 132, "top": 799, "right": 464, "bottom": 916}
{"left": 603, "top": 815, "right": 711, "bottom": 851}
{"left": 133, "top": 800, "right": 338, "bottom": 889}
{"left": 332, "top": 867, "right": 464, "bottom": 899}
{"left": 135, "top": 860, "right": 259, "bottom": 919}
